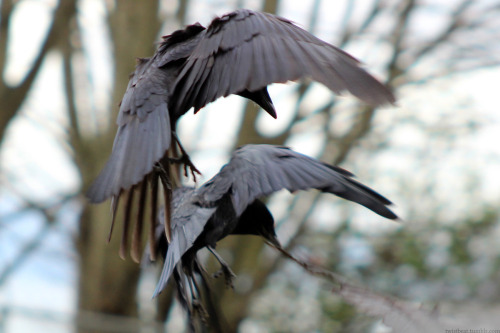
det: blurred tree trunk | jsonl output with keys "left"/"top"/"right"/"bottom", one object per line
{"left": 75, "top": 1, "right": 160, "bottom": 331}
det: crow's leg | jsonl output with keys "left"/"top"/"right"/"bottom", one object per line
{"left": 168, "top": 133, "right": 202, "bottom": 181}
{"left": 187, "top": 276, "right": 208, "bottom": 321}
{"left": 193, "top": 259, "right": 229, "bottom": 333}
{"left": 208, "top": 246, "right": 236, "bottom": 288}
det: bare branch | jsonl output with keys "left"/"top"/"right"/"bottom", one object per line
{"left": 357, "top": 0, "right": 383, "bottom": 36}
{"left": 273, "top": 245, "right": 443, "bottom": 333}
{"left": 0, "top": 180, "right": 81, "bottom": 224}
{"left": 62, "top": 32, "right": 81, "bottom": 145}
{"left": 0, "top": 221, "right": 52, "bottom": 286}
{"left": 0, "top": 188, "right": 80, "bottom": 286}
{"left": 386, "top": 0, "right": 417, "bottom": 80}
{"left": 59, "top": 17, "right": 86, "bottom": 184}
{"left": 0, "top": 0, "right": 15, "bottom": 78}
{"left": 0, "top": 0, "right": 77, "bottom": 144}
{"left": 412, "top": 0, "right": 474, "bottom": 61}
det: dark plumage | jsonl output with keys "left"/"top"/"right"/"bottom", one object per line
{"left": 144, "top": 197, "right": 275, "bottom": 332}
{"left": 86, "top": 9, "right": 395, "bottom": 260}
{"left": 152, "top": 144, "right": 398, "bottom": 300}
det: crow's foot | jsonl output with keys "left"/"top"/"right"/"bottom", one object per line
{"left": 212, "top": 264, "right": 236, "bottom": 289}
{"left": 169, "top": 153, "right": 201, "bottom": 182}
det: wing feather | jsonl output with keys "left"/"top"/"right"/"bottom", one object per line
{"left": 235, "top": 42, "right": 254, "bottom": 92}
{"left": 152, "top": 188, "right": 217, "bottom": 297}
{"left": 86, "top": 102, "right": 171, "bottom": 203}
{"left": 217, "top": 50, "right": 237, "bottom": 96}
{"left": 205, "top": 55, "right": 226, "bottom": 102}
{"left": 259, "top": 36, "right": 281, "bottom": 84}
{"left": 173, "top": 9, "right": 395, "bottom": 114}
{"left": 195, "top": 145, "right": 397, "bottom": 220}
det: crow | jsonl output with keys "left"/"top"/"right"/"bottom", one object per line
{"left": 151, "top": 144, "right": 398, "bottom": 305}
{"left": 86, "top": 9, "right": 396, "bottom": 261}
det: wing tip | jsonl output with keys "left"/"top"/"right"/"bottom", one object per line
{"left": 383, "top": 208, "right": 399, "bottom": 220}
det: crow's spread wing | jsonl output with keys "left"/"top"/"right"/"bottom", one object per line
{"left": 86, "top": 26, "right": 210, "bottom": 260}
{"left": 86, "top": 58, "right": 172, "bottom": 203}
{"left": 87, "top": 24, "right": 207, "bottom": 203}
{"left": 195, "top": 144, "right": 397, "bottom": 219}
{"left": 173, "top": 9, "right": 395, "bottom": 114}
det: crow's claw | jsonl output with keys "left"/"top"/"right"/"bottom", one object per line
{"left": 168, "top": 154, "right": 202, "bottom": 182}
{"left": 212, "top": 265, "right": 236, "bottom": 289}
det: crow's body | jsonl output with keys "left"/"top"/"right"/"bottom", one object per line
{"left": 152, "top": 144, "right": 398, "bottom": 300}
{"left": 146, "top": 194, "right": 275, "bottom": 332}
{"left": 87, "top": 9, "right": 395, "bottom": 260}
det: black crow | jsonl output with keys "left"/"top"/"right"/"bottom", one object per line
{"left": 152, "top": 144, "right": 398, "bottom": 300}
{"left": 86, "top": 9, "right": 396, "bottom": 260}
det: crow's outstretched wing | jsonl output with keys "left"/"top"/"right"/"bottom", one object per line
{"left": 194, "top": 144, "right": 397, "bottom": 219}
{"left": 84, "top": 59, "right": 174, "bottom": 260}
{"left": 173, "top": 9, "right": 395, "bottom": 114}
{"left": 86, "top": 26, "right": 210, "bottom": 260}
{"left": 87, "top": 8, "right": 396, "bottom": 204}
{"left": 153, "top": 187, "right": 216, "bottom": 297}
{"left": 86, "top": 54, "right": 173, "bottom": 203}
{"left": 86, "top": 25, "right": 206, "bottom": 204}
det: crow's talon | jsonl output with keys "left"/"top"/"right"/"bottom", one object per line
{"left": 223, "top": 268, "right": 236, "bottom": 289}
{"left": 213, "top": 266, "right": 236, "bottom": 289}
{"left": 192, "top": 300, "right": 209, "bottom": 321}
{"left": 169, "top": 154, "right": 202, "bottom": 182}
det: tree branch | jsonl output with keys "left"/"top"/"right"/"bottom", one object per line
{"left": 412, "top": 0, "right": 474, "bottom": 61}
{"left": 0, "top": 0, "right": 15, "bottom": 78}
{"left": 0, "top": 188, "right": 80, "bottom": 286}
{"left": 273, "top": 244, "right": 443, "bottom": 333}
{"left": 0, "top": 0, "right": 77, "bottom": 144}
{"left": 0, "top": 221, "right": 52, "bottom": 286}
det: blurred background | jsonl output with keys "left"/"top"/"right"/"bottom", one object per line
{"left": 1, "top": 0, "right": 500, "bottom": 332}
